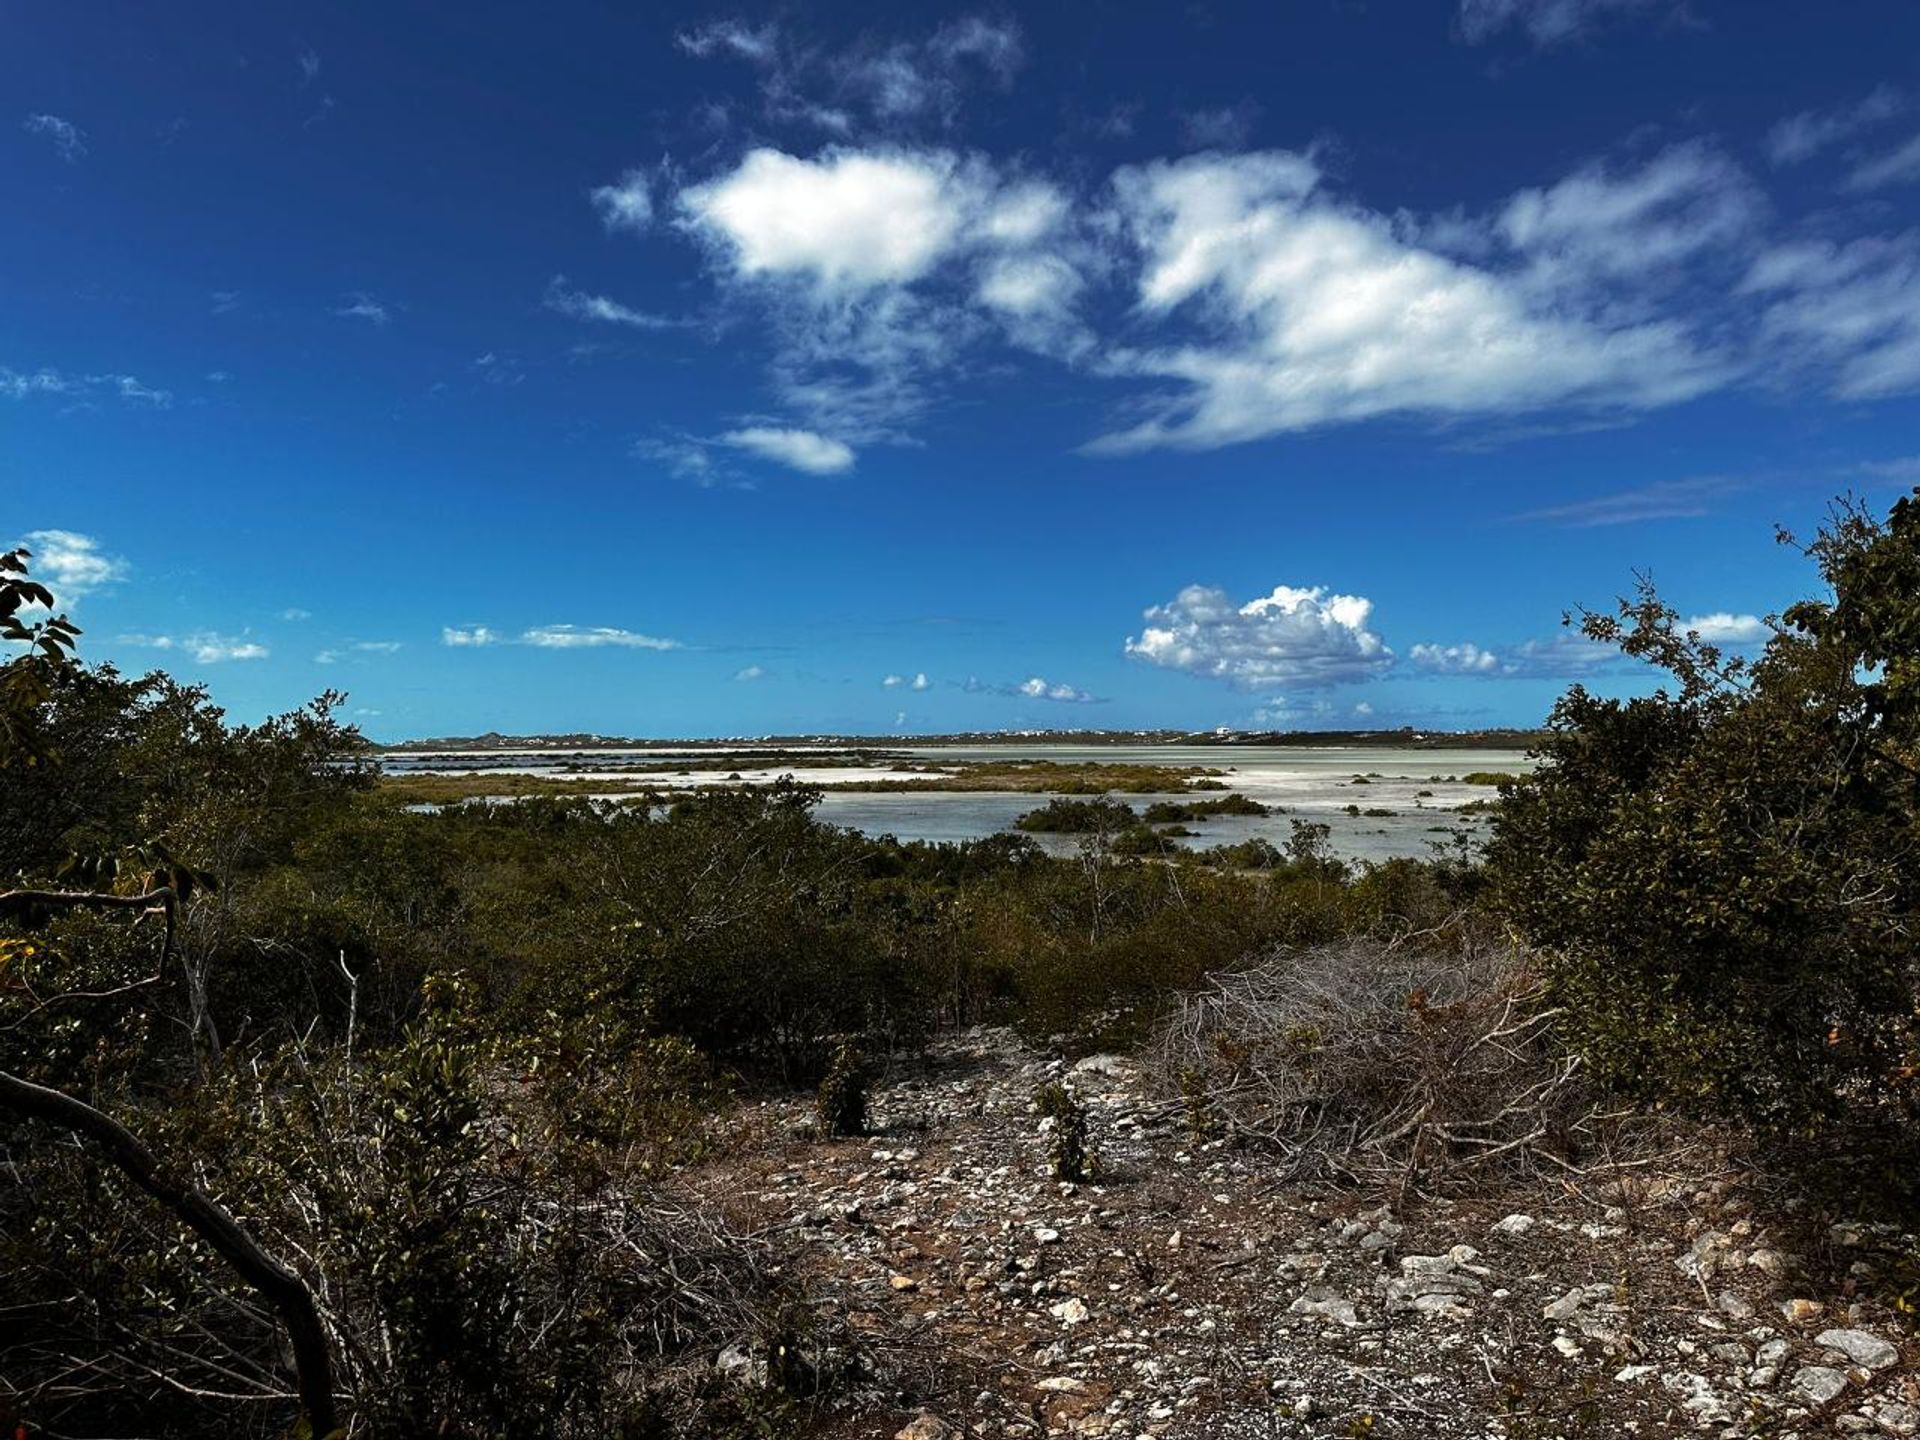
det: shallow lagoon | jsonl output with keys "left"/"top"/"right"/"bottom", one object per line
{"left": 384, "top": 743, "right": 1533, "bottom": 864}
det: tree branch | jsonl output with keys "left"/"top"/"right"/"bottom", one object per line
{"left": 0, "top": 1069, "right": 339, "bottom": 1434}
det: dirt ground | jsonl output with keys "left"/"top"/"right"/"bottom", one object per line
{"left": 684, "top": 1027, "right": 1919, "bottom": 1439}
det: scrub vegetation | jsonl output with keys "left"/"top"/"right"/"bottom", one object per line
{"left": 2, "top": 489, "right": 1917, "bottom": 1436}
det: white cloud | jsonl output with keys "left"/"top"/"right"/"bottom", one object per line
{"left": 883, "top": 671, "right": 931, "bottom": 690}
{"left": 2, "top": 367, "right": 172, "bottom": 407}
{"left": 1126, "top": 583, "right": 1393, "bottom": 690}
{"left": 353, "top": 639, "right": 403, "bottom": 653}
{"left": 1018, "top": 676, "right": 1097, "bottom": 703}
{"left": 591, "top": 170, "right": 655, "bottom": 233}
{"left": 677, "top": 15, "right": 1022, "bottom": 132}
{"left": 121, "top": 632, "right": 268, "bottom": 663}
{"left": 1680, "top": 611, "right": 1768, "bottom": 644}
{"left": 520, "top": 624, "right": 681, "bottom": 650}
{"left": 1846, "top": 133, "right": 1920, "bottom": 193}
{"left": 543, "top": 276, "right": 673, "bottom": 329}
{"left": 734, "top": 664, "right": 767, "bottom": 681}
{"left": 1416, "top": 633, "right": 1621, "bottom": 679}
{"left": 682, "top": 147, "right": 980, "bottom": 292}
{"left": 977, "top": 254, "right": 1076, "bottom": 313}
{"left": 19, "top": 529, "right": 126, "bottom": 602}
{"left": 1455, "top": 0, "right": 1674, "bottom": 46}
{"left": 720, "top": 425, "right": 855, "bottom": 474}
{"left": 1090, "top": 151, "right": 1720, "bottom": 453}
{"left": 334, "top": 292, "right": 389, "bottom": 325}
{"left": 1767, "top": 87, "right": 1905, "bottom": 166}
{"left": 281, "top": 607, "right": 311, "bottom": 621}
{"left": 1511, "top": 474, "right": 1746, "bottom": 526}
{"left": 1743, "top": 234, "right": 1920, "bottom": 399}
{"left": 23, "top": 113, "right": 85, "bottom": 161}
{"left": 298, "top": 48, "right": 321, "bottom": 85}
{"left": 1409, "top": 642, "right": 1502, "bottom": 674}
{"left": 912, "top": 671, "right": 930, "bottom": 691}
{"left": 675, "top": 19, "right": 780, "bottom": 62}
{"left": 1496, "top": 142, "right": 1762, "bottom": 302}
{"left": 443, "top": 624, "right": 682, "bottom": 650}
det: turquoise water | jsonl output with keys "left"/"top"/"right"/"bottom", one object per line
{"left": 384, "top": 743, "right": 1532, "bottom": 864}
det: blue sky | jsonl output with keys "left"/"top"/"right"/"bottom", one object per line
{"left": 7, "top": 0, "right": 1920, "bottom": 739}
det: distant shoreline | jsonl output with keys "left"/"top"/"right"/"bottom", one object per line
{"left": 373, "top": 726, "right": 1545, "bottom": 754}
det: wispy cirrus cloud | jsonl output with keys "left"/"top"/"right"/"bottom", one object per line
{"left": 543, "top": 275, "right": 675, "bottom": 329}
{"left": 1509, "top": 475, "right": 1746, "bottom": 527}
{"left": 334, "top": 292, "right": 390, "bottom": 326}
{"left": 591, "top": 170, "right": 655, "bottom": 233}
{"left": 442, "top": 624, "right": 683, "bottom": 651}
{"left": 1767, "top": 87, "right": 1904, "bottom": 166}
{"left": 22, "top": 112, "right": 86, "bottom": 161}
{"left": 1454, "top": 0, "right": 1682, "bottom": 47}
{"left": 3, "top": 367, "right": 173, "bottom": 408}
{"left": 675, "top": 14, "right": 1024, "bottom": 135}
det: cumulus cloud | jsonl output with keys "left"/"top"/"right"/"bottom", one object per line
{"left": 591, "top": 170, "right": 655, "bottom": 233}
{"left": 1680, "top": 611, "right": 1768, "bottom": 643}
{"left": 734, "top": 664, "right": 767, "bottom": 681}
{"left": 883, "top": 672, "right": 930, "bottom": 690}
{"left": 1018, "top": 676, "right": 1097, "bottom": 703}
{"left": 543, "top": 275, "right": 674, "bottom": 329}
{"left": 962, "top": 674, "right": 1100, "bottom": 703}
{"left": 671, "top": 145, "right": 1074, "bottom": 437}
{"left": 23, "top": 113, "right": 85, "bottom": 161}
{"left": 1408, "top": 642, "right": 1502, "bottom": 675}
{"left": 1125, "top": 583, "right": 1393, "bottom": 690}
{"left": 720, "top": 425, "right": 855, "bottom": 474}
{"left": 442, "top": 626, "right": 499, "bottom": 647}
{"left": 120, "top": 632, "right": 268, "bottom": 663}
{"left": 1455, "top": 0, "right": 1676, "bottom": 46}
{"left": 682, "top": 147, "right": 981, "bottom": 292}
{"left": 1088, "top": 151, "right": 1721, "bottom": 452}
{"left": 1767, "top": 87, "right": 1905, "bottom": 166}
{"left": 19, "top": 529, "right": 126, "bottom": 602}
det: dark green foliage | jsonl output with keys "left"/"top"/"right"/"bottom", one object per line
{"left": 816, "top": 1038, "right": 868, "bottom": 1137}
{"left": 1014, "top": 796, "right": 1138, "bottom": 832}
{"left": 1488, "top": 490, "right": 1920, "bottom": 1137}
{"left": 1141, "top": 794, "right": 1269, "bottom": 822}
{"left": 1034, "top": 1081, "right": 1094, "bottom": 1182}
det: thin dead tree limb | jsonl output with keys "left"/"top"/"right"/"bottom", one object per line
{"left": 0, "top": 1068, "right": 340, "bottom": 1435}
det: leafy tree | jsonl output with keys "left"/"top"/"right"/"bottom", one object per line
{"left": 1488, "top": 491, "right": 1920, "bottom": 1139}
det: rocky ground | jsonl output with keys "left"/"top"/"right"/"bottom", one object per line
{"left": 685, "top": 1027, "right": 1918, "bottom": 1439}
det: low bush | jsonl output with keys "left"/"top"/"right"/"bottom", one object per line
{"left": 1149, "top": 938, "right": 1608, "bottom": 1183}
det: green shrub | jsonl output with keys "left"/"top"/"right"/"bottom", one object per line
{"left": 816, "top": 1039, "right": 868, "bottom": 1137}
{"left": 1488, "top": 490, "right": 1920, "bottom": 1137}
{"left": 1035, "top": 1081, "right": 1094, "bottom": 1182}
